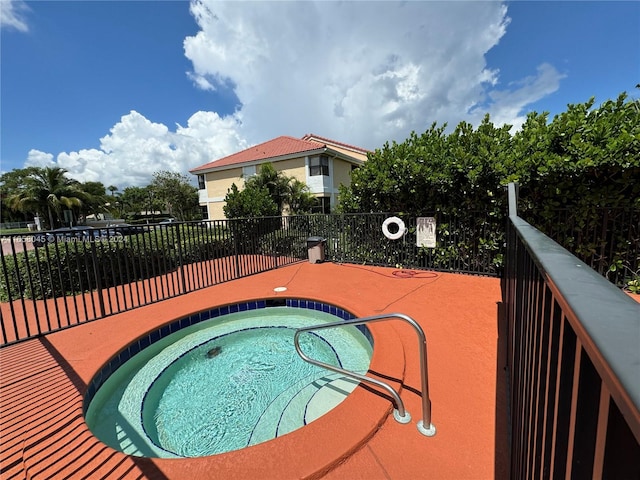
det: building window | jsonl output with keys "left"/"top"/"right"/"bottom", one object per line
{"left": 311, "top": 196, "right": 331, "bottom": 214}
{"left": 309, "top": 155, "right": 329, "bottom": 176}
{"left": 200, "top": 206, "right": 208, "bottom": 220}
{"left": 243, "top": 165, "right": 257, "bottom": 178}
{"left": 197, "top": 174, "right": 205, "bottom": 190}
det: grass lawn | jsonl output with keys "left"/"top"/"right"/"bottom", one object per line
{"left": 0, "top": 227, "right": 31, "bottom": 236}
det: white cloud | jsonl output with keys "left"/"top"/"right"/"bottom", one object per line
{"left": 480, "top": 63, "right": 567, "bottom": 131}
{"left": 183, "top": 0, "right": 562, "bottom": 148}
{"left": 25, "top": 150, "right": 55, "bottom": 167}
{"left": 25, "top": 1, "right": 565, "bottom": 188}
{"left": 26, "top": 111, "right": 246, "bottom": 188}
{"left": 1, "top": 0, "right": 29, "bottom": 32}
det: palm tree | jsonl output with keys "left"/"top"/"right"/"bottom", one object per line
{"left": 249, "top": 163, "right": 291, "bottom": 213}
{"left": 8, "top": 167, "right": 85, "bottom": 229}
{"left": 78, "top": 181, "right": 112, "bottom": 219}
{"left": 286, "top": 178, "right": 316, "bottom": 214}
{"left": 249, "top": 163, "right": 319, "bottom": 214}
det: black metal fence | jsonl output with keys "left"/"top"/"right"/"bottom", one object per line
{"left": 0, "top": 219, "right": 308, "bottom": 346}
{"left": 3, "top": 204, "right": 635, "bottom": 347}
{"left": 0, "top": 212, "right": 501, "bottom": 346}
{"left": 285, "top": 212, "right": 503, "bottom": 275}
{"left": 521, "top": 207, "right": 640, "bottom": 288}
{"left": 503, "top": 184, "right": 640, "bottom": 479}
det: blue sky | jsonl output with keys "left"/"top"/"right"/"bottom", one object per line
{"left": 1, "top": 0, "right": 638, "bottom": 188}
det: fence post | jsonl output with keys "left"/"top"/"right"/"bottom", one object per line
{"left": 174, "top": 224, "right": 187, "bottom": 294}
{"left": 90, "top": 241, "right": 106, "bottom": 318}
{"left": 232, "top": 220, "right": 240, "bottom": 278}
{"left": 274, "top": 225, "right": 279, "bottom": 269}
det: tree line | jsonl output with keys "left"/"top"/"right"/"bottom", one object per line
{"left": 1, "top": 162, "right": 319, "bottom": 229}
{"left": 0, "top": 168, "right": 199, "bottom": 229}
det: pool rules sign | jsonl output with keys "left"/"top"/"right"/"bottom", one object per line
{"left": 416, "top": 217, "right": 436, "bottom": 248}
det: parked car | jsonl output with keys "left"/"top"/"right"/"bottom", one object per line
{"left": 93, "top": 227, "right": 124, "bottom": 240}
{"left": 103, "top": 223, "right": 148, "bottom": 236}
{"left": 159, "top": 218, "right": 211, "bottom": 229}
{"left": 153, "top": 218, "right": 179, "bottom": 230}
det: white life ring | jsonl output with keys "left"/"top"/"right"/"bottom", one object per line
{"left": 382, "top": 216, "right": 406, "bottom": 240}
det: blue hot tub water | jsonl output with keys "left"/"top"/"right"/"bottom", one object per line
{"left": 84, "top": 304, "right": 373, "bottom": 458}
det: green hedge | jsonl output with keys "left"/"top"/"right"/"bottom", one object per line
{"left": 337, "top": 93, "right": 639, "bottom": 283}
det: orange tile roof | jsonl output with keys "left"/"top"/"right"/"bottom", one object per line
{"left": 190, "top": 136, "right": 327, "bottom": 173}
{"left": 190, "top": 134, "right": 368, "bottom": 173}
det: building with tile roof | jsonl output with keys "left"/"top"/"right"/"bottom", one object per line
{"left": 190, "top": 134, "right": 369, "bottom": 219}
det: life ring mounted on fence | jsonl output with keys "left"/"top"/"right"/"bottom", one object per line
{"left": 382, "top": 216, "right": 406, "bottom": 240}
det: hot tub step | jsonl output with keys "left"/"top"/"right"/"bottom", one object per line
{"left": 305, "top": 376, "right": 360, "bottom": 423}
{"left": 248, "top": 373, "right": 341, "bottom": 445}
{"left": 277, "top": 375, "right": 359, "bottom": 436}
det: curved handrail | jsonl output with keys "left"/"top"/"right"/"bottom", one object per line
{"left": 294, "top": 331, "right": 410, "bottom": 422}
{"left": 294, "top": 312, "right": 436, "bottom": 436}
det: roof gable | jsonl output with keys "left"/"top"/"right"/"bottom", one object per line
{"left": 301, "top": 134, "right": 370, "bottom": 155}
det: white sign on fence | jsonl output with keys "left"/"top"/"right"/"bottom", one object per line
{"left": 416, "top": 217, "right": 436, "bottom": 248}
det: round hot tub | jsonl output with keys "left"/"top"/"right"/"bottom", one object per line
{"left": 84, "top": 300, "right": 373, "bottom": 458}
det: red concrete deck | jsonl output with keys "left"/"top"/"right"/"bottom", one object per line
{"left": 0, "top": 262, "right": 509, "bottom": 479}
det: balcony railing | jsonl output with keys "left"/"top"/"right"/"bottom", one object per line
{"left": 503, "top": 183, "right": 640, "bottom": 479}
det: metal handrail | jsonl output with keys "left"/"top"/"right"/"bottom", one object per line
{"left": 294, "top": 312, "right": 436, "bottom": 436}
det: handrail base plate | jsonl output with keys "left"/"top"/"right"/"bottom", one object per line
{"left": 417, "top": 420, "right": 436, "bottom": 437}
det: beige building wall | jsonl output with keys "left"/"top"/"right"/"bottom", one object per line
{"left": 332, "top": 159, "right": 354, "bottom": 191}
{"left": 207, "top": 201, "right": 227, "bottom": 220}
{"left": 202, "top": 167, "right": 245, "bottom": 220}
{"left": 206, "top": 167, "right": 244, "bottom": 198}
{"left": 266, "top": 158, "right": 306, "bottom": 182}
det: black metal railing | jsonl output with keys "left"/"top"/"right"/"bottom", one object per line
{"left": 503, "top": 183, "right": 640, "bottom": 479}
{"left": 0, "top": 211, "right": 502, "bottom": 346}
{"left": 285, "top": 212, "right": 504, "bottom": 275}
{"left": 0, "top": 218, "right": 308, "bottom": 346}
